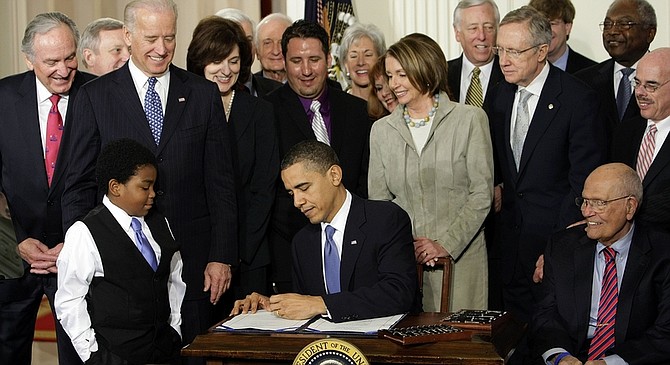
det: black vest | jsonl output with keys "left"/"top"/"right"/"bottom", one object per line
{"left": 83, "top": 205, "right": 180, "bottom": 364}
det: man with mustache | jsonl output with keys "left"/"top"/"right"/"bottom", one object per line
{"left": 575, "top": 0, "right": 657, "bottom": 146}
{"left": 611, "top": 48, "right": 670, "bottom": 233}
{"left": 0, "top": 11, "right": 94, "bottom": 365}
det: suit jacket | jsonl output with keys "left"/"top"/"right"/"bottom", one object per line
{"left": 251, "top": 72, "right": 282, "bottom": 98}
{"left": 575, "top": 59, "right": 641, "bottom": 145}
{"left": 564, "top": 47, "right": 598, "bottom": 75}
{"left": 488, "top": 64, "right": 607, "bottom": 283}
{"left": 264, "top": 83, "right": 370, "bottom": 283}
{"left": 62, "top": 63, "right": 237, "bottom": 300}
{"left": 0, "top": 70, "right": 94, "bottom": 251}
{"left": 532, "top": 225, "right": 670, "bottom": 364}
{"left": 228, "top": 91, "right": 279, "bottom": 270}
{"left": 291, "top": 194, "right": 418, "bottom": 322}
{"left": 611, "top": 114, "right": 670, "bottom": 232}
{"left": 447, "top": 55, "right": 504, "bottom": 104}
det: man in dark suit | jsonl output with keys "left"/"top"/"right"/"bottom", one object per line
{"left": 612, "top": 48, "right": 670, "bottom": 233}
{"left": 448, "top": 0, "right": 504, "bottom": 106}
{"left": 264, "top": 20, "right": 370, "bottom": 294}
{"left": 488, "top": 5, "right": 606, "bottom": 330}
{"left": 528, "top": 0, "right": 597, "bottom": 74}
{"left": 61, "top": 0, "right": 237, "bottom": 354}
{"left": 0, "top": 12, "right": 95, "bottom": 365}
{"left": 575, "top": 0, "right": 657, "bottom": 145}
{"left": 232, "top": 141, "right": 417, "bottom": 321}
{"left": 532, "top": 163, "right": 670, "bottom": 364}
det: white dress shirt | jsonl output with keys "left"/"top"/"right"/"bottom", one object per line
{"left": 509, "top": 62, "right": 551, "bottom": 148}
{"left": 55, "top": 195, "right": 186, "bottom": 362}
{"left": 458, "top": 56, "right": 494, "bottom": 104}
{"left": 128, "top": 58, "right": 170, "bottom": 113}
{"left": 644, "top": 116, "right": 670, "bottom": 161}
{"left": 613, "top": 60, "right": 639, "bottom": 100}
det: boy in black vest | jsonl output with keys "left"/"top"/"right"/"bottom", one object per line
{"left": 55, "top": 138, "right": 186, "bottom": 364}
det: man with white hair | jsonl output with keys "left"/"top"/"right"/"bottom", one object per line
{"left": 78, "top": 17, "right": 130, "bottom": 76}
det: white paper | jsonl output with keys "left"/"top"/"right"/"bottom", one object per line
{"left": 306, "top": 314, "right": 405, "bottom": 334}
{"left": 216, "top": 310, "right": 306, "bottom": 332}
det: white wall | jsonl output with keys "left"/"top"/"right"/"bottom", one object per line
{"left": 1, "top": 0, "right": 668, "bottom": 78}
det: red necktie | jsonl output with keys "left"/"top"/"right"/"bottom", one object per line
{"left": 636, "top": 124, "right": 657, "bottom": 181}
{"left": 45, "top": 94, "right": 63, "bottom": 186}
{"left": 588, "top": 247, "right": 618, "bottom": 360}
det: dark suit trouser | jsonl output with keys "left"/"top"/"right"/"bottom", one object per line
{"left": 0, "top": 272, "right": 82, "bottom": 365}
{"left": 179, "top": 298, "right": 215, "bottom": 365}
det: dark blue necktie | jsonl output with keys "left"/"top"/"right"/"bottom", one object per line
{"left": 616, "top": 68, "right": 634, "bottom": 121}
{"left": 324, "top": 225, "right": 340, "bottom": 294}
{"left": 131, "top": 218, "right": 158, "bottom": 271}
{"left": 145, "top": 77, "right": 163, "bottom": 145}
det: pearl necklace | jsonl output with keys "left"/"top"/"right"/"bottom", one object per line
{"left": 224, "top": 90, "right": 235, "bottom": 120}
{"left": 403, "top": 94, "right": 439, "bottom": 128}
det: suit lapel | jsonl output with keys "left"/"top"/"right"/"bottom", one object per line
{"left": 616, "top": 227, "right": 651, "bottom": 343}
{"left": 573, "top": 235, "right": 597, "bottom": 343}
{"left": 15, "top": 72, "right": 49, "bottom": 188}
{"left": 340, "top": 196, "right": 366, "bottom": 290}
{"left": 517, "top": 66, "right": 562, "bottom": 175}
{"left": 112, "top": 65, "right": 156, "bottom": 148}
{"left": 159, "top": 65, "right": 190, "bottom": 155}
{"left": 643, "top": 134, "right": 670, "bottom": 188}
{"left": 499, "top": 83, "right": 518, "bottom": 180}
{"left": 282, "top": 85, "right": 314, "bottom": 140}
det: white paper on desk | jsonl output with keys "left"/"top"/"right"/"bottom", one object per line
{"left": 306, "top": 314, "right": 405, "bottom": 334}
{"left": 216, "top": 310, "right": 306, "bottom": 332}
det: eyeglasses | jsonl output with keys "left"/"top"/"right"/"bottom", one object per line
{"left": 599, "top": 21, "right": 639, "bottom": 31}
{"left": 492, "top": 45, "right": 541, "bottom": 59}
{"left": 633, "top": 79, "right": 670, "bottom": 93}
{"left": 575, "top": 195, "right": 631, "bottom": 212}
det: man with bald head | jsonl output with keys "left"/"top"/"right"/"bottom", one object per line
{"left": 532, "top": 162, "right": 670, "bottom": 364}
{"left": 575, "top": 0, "right": 657, "bottom": 143}
{"left": 611, "top": 48, "right": 670, "bottom": 233}
{"left": 0, "top": 11, "right": 94, "bottom": 365}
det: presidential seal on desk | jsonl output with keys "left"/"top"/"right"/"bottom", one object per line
{"left": 293, "top": 338, "right": 369, "bottom": 365}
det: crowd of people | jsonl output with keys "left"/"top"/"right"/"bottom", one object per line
{"left": 1, "top": 0, "right": 669, "bottom": 364}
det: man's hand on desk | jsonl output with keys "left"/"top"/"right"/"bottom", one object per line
{"left": 268, "top": 294, "right": 327, "bottom": 320}
{"left": 230, "top": 292, "right": 271, "bottom": 315}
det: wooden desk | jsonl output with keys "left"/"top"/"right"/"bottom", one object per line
{"left": 182, "top": 313, "right": 525, "bottom": 365}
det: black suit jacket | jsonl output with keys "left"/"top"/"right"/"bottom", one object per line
{"left": 62, "top": 63, "right": 237, "bottom": 300}
{"left": 532, "top": 225, "right": 670, "bottom": 364}
{"left": 611, "top": 115, "right": 670, "bottom": 232}
{"left": 251, "top": 72, "right": 282, "bottom": 98}
{"left": 447, "top": 55, "right": 504, "bottom": 103}
{"left": 564, "top": 47, "right": 598, "bottom": 75}
{"left": 575, "top": 59, "right": 641, "bottom": 144}
{"left": 0, "top": 70, "right": 94, "bottom": 250}
{"left": 228, "top": 91, "right": 279, "bottom": 270}
{"left": 264, "top": 84, "right": 370, "bottom": 284}
{"left": 488, "top": 64, "right": 607, "bottom": 283}
{"left": 292, "top": 194, "right": 418, "bottom": 322}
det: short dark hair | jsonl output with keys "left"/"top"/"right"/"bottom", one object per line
{"left": 281, "top": 140, "right": 340, "bottom": 175}
{"left": 386, "top": 33, "right": 450, "bottom": 97}
{"left": 528, "top": 0, "right": 576, "bottom": 23}
{"left": 187, "top": 16, "right": 252, "bottom": 89}
{"left": 281, "top": 19, "right": 329, "bottom": 60}
{"left": 96, "top": 138, "right": 157, "bottom": 193}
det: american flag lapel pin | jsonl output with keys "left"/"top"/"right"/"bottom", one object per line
{"left": 178, "top": 97, "right": 186, "bottom": 102}
{"left": 350, "top": 240, "right": 357, "bottom": 245}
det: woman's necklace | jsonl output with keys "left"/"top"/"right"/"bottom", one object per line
{"left": 403, "top": 94, "right": 439, "bottom": 128}
{"left": 224, "top": 90, "right": 235, "bottom": 120}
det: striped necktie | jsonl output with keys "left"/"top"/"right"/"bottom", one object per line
{"left": 310, "top": 100, "right": 330, "bottom": 145}
{"left": 588, "top": 247, "right": 618, "bottom": 360}
{"left": 636, "top": 124, "right": 657, "bottom": 180}
{"left": 465, "top": 67, "right": 483, "bottom": 107}
{"left": 616, "top": 68, "right": 634, "bottom": 121}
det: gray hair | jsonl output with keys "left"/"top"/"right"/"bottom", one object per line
{"left": 500, "top": 5, "right": 552, "bottom": 47}
{"left": 22, "top": 12, "right": 79, "bottom": 61}
{"left": 453, "top": 0, "right": 500, "bottom": 29}
{"left": 607, "top": 0, "right": 657, "bottom": 29}
{"left": 338, "top": 23, "right": 386, "bottom": 64}
{"left": 255, "top": 13, "right": 292, "bottom": 50}
{"left": 78, "top": 18, "right": 124, "bottom": 68}
{"left": 215, "top": 8, "right": 256, "bottom": 37}
{"left": 125, "top": 0, "right": 178, "bottom": 33}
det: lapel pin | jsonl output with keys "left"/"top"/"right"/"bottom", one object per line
{"left": 178, "top": 97, "right": 186, "bottom": 102}
{"left": 548, "top": 104, "right": 554, "bottom": 110}
{"left": 350, "top": 240, "right": 357, "bottom": 245}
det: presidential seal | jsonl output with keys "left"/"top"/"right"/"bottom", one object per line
{"left": 293, "top": 338, "right": 369, "bottom": 365}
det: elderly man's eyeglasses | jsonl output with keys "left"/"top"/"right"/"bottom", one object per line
{"left": 599, "top": 21, "right": 639, "bottom": 31}
{"left": 576, "top": 196, "right": 630, "bottom": 212}
{"left": 492, "top": 45, "right": 541, "bottom": 59}
{"left": 633, "top": 79, "right": 670, "bottom": 93}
